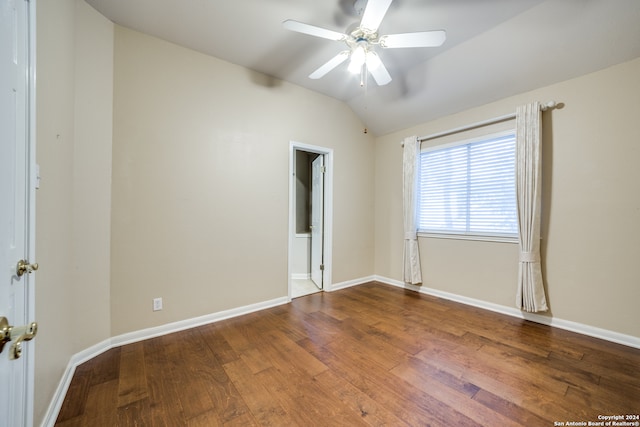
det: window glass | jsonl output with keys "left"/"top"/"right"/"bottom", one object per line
{"left": 418, "top": 131, "right": 517, "bottom": 240}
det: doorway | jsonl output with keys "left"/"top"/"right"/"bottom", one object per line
{"left": 288, "top": 142, "right": 333, "bottom": 299}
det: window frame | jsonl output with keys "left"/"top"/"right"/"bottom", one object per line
{"left": 416, "top": 129, "right": 519, "bottom": 244}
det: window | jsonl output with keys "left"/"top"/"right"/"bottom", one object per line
{"left": 417, "top": 130, "right": 518, "bottom": 241}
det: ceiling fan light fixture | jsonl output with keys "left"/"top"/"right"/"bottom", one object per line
{"left": 348, "top": 43, "right": 367, "bottom": 73}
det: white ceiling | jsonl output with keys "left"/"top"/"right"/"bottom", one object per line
{"left": 85, "top": 0, "right": 640, "bottom": 136}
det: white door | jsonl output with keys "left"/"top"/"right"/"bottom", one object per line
{"left": 1, "top": 0, "right": 36, "bottom": 425}
{"left": 310, "top": 155, "right": 324, "bottom": 288}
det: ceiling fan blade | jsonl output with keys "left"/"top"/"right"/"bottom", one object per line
{"left": 283, "top": 20, "right": 347, "bottom": 41}
{"left": 360, "top": 0, "right": 393, "bottom": 33}
{"left": 366, "top": 51, "right": 392, "bottom": 86}
{"left": 309, "top": 51, "right": 350, "bottom": 79}
{"left": 379, "top": 30, "right": 446, "bottom": 48}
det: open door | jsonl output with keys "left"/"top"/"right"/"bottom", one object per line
{"left": 0, "top": 0, "right": 36, "bottom": 425}
{"left": 310, "top": 155, "right": 324, "bottom": 288}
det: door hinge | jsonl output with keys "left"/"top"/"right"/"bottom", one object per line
{"left": 321, "top": 166, "right": 326, "bottom": 173}
{"left": 320, "top": 264, "right": 324, "bottom": 271}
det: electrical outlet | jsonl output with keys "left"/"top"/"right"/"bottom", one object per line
{"left": 153, "top": 297, "right": 163, "bottom": 311}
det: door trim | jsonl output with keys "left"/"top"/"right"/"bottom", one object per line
{"left": 288, "top": 141, "right": 333, "bottom": 300}
{"left": 26, "top": 0, "right": 37, "bottom": 425}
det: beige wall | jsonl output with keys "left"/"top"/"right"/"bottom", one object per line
{"left": 35, "top": 0, "right": 113, "bottom": 424}
{"left": 374, "top": 57, "right": 640, "bottom": 338}
{"left": 111, "top": 27, "right": 375, "bottom": 335}
{"left": 71, "top": 0, "right": 113, "bottom": 352}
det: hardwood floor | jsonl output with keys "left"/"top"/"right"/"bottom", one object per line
{"left": 55, "top": 282, "right": 640, "bottom": 426}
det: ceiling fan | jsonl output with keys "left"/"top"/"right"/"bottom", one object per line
{"left": 283, "top": 0, "right": 446, "bottom": 86}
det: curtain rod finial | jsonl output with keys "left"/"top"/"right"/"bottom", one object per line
{"left": 541, "top": 101, "right": 557, "bottom": 111}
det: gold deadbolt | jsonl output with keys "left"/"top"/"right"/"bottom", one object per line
{"left": 16, "top": 259, "right": 38, "bottom": 277}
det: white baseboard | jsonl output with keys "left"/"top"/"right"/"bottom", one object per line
{"left": 111, "top": 296, "right": 289, "bottom": 348}
{"left": 291, "top": 273, "right": 311, "bottom": 280}
{"left": 373, "top": 275, "right": 640, "bottom": 350}
{"left": 40, "top": 296, "right": 288, "bottom": 427}
{"left": 39, "top": 361, "right": 76, "bottom": 427}
{"left": 330, "top": 275, "right": 376, "bottom": 292}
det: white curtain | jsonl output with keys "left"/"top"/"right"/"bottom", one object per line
{"left": 403, "top": 136, "right": 422, "bottom": 285}
{"left": 515, "top": 102, "right": 548, "bottom": 312}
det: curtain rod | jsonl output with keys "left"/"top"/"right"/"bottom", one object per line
{"left": 418, "top": 112, "right": 515, "bottom": 143}
{"left": 402, "top": 101, "right": 557, "bottom": 145}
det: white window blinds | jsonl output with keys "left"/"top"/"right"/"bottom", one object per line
{"left": 418, "top": 131, "right": 518, "bottom": 238}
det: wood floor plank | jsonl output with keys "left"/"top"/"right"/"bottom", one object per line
{"left": 564, "top": 381, "right": 639, "bottom": 416}
{"left": 186, "top": 408, "right": 224, "bottom": 427}
{"left": 326, "top": 333, "right": 403, "bottom": 372}
{"left": 309, "top": 340, "right": 481, "bottom": 426}
{"left": 192, "top": 328, "right": 255, "bottom": 424}
{"left": 117, "top": 341, "right": 149, "bottom": 407}
{"left": 117, "top": 396, "right": 152, "bottom": 426}
{"left": 143, "top": 335, "right": 187, "bottom": 426}
{"left": 354, "top": 295, "right": 467, "bottom": 336}
{"left": 259, "top": 308, "right": 314, "bottom": 344}
{"left": 390, "top": 355, "right": 521, "bottom": 427}
{"left": 222, "top": 359, "right": 292, "bottom": 426}
{"left": 54, "top": 365, "right": 91, "bottom": 423}
{"left": 475, "top": 336, "right": 601, "bottom": 391}
{"left": 413, "top": 335, "right": 590, "bottom": 423}
{"left": 82, "top": 379, "right": 119, "bottom": 426}
{"left": 55, "top": 282, "right": 640, "bottom": 426}
{"left": 257, "top": 364, "right": 367, "bottom": 427}
{"left": 198, "top": 322, "right": 240, "bottom": 365}
{"left": 363, "top": 319, "right": 425, "bottom": 355}
{"left": 163, "top": 328, "right": 221, "bottom": 421}
{"left": 472, "top": 388, "right": 550, "bottom": 426}
{"left": 260, "top": 327, "right": 328, "bottom": 377}
{"left": 217, "top": 317, "right": 273, "bottom": 374}
{"left": 221, "top": 412, "right": 259, "bottom": 427}
{"left": 289, "top": 309, "right": 346, "bottom": 345}
{"left": 473, "top": 342, "right": 573, "bottom": 395}
{"left": 87, "top": 347, "right": 121, "bottom": 386}
{"left": 446, "top": 312, "right": 554, "bottom": 359}
{"left": 312, "top": 369, "right": 409, "bottom": 426}
{"left": 499, "top": 320, "right": 581, "bottom": 359}
{"left": 53, "top": 417, "right": 85, "bottom": 427}
{"left": 339, "top": 288, "right": 470, "bottom": 338}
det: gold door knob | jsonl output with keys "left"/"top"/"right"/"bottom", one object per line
{"left": 10, "top": 322, "right": 38, "bottom": 360}
{"left": 0, "top": 317, "right": 38, "bottom": 359}
{"left": 16, "top": 259, "right": 38, "bottom": 277}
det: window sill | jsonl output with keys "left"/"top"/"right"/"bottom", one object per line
{"left": 417, "top": 232, "right": 518, "bottom": 244}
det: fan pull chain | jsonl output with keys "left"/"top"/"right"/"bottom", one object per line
{"left": 362, "top": 64, "right": 369, "bottom": 133}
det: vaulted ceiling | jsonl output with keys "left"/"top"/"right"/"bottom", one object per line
{"left": 85, "top": 0, "right": 640, "bottom": 135}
